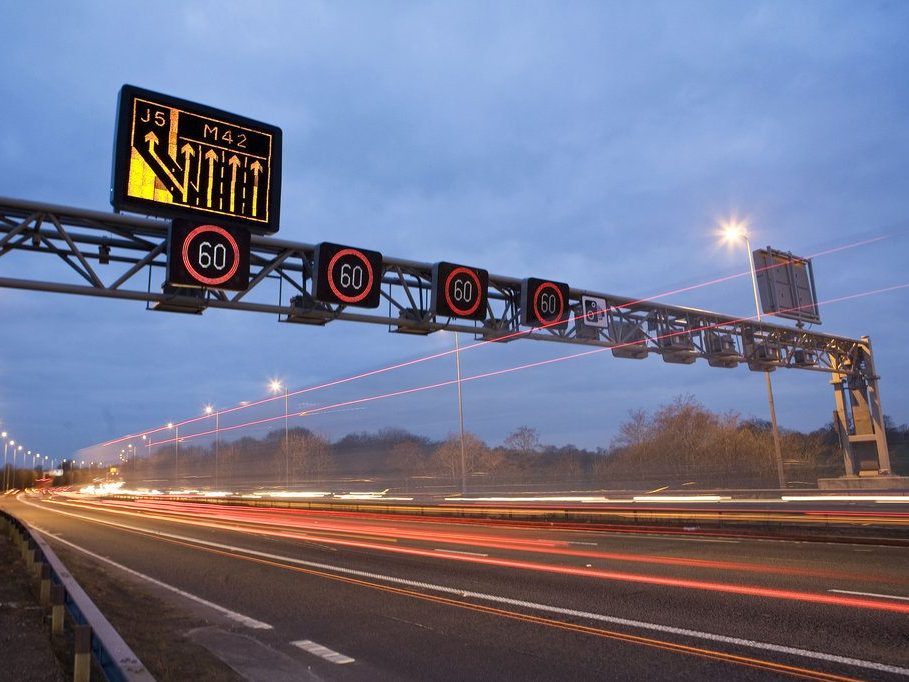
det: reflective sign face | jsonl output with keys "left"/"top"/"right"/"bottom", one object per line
{"left": 312, "top": 242, "right": 383, "bottom": 308}
{"left": 112, "top": 85, "right": 282, "bottom": 234}
{"left": 579, "top": 295, "right": 608, "bottom": 328}
{"left": 521, "top": 278, "right": 570, "bottom": 329}
{"left": 431, "top": 262, "right": 489, "bottom": 321}
{"left": 167, "top": 220, "right": 250, "bottom": 291}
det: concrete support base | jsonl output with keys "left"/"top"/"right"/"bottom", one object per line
{"left": 817, "top": 476, "right": 909, "bottom": 491}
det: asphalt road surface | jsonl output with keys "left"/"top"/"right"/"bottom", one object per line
{"left": 4, "top": 492, "right": 908, "bottom": 681}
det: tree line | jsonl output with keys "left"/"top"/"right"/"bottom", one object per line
{"left": 90, "top": 395, "right": 905, "bottom": 491}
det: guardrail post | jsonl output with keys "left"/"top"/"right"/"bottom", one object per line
{"left": 74, "top": 624, "right": 92, "bottom": 682}
{"left": 40, "top": 563, "right": 51, "bottom": 606}
{"left": 26, "top": 542, "right": 36, "bottom": 571}
{"left": 51, "top": 584, "right": 65, "bottom": 635}
{"left": 34, "top": 556, "right": 44, "bottom": 579}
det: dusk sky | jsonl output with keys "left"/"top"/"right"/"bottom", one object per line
{"left": 1, "top": 2, "right": 907, "bottom": 465}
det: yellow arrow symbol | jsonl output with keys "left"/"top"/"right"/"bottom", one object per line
{"left": 228, "top": 155, "right": 241, "bottom": 213}
{"left": 204, "top": 149, "right": 218, "bottom": 208}
{"left": 144, "top": 131, "right": 184, "bottom": 195}
{"left": 180, "top": 143, "right": 195, "bottom": 203}
{"left": 250, "top": 160, "right": 263, "bottom": 217}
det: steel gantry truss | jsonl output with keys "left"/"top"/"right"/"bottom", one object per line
{"left": 0, "top": 196, "right": 893, "bottom": 478}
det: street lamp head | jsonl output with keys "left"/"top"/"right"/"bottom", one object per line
{"left": 204, "top": 404, "right": 214, "bottom": 415}
{"left": 1, "top": 431, "right": 6, "bottom": 438}
{"left": 269, "top": 379, "right": 283, "bottom": 394}
{"left": 720, "top": 219, "right": 748, "bottom": 244}
{"left": 167, "top": 422, "right": 174, "bottom": 429}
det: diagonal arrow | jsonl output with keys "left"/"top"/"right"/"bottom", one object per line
{"left": 205, "top": 149, "right": 218, "bottom": 208}
{"left": 180, "top": 143, "right": 195, "bottom": 203}
{"left": 228, "top": 155, "right": 241, "bottom": 213}
{"left": 144, "top": 131, "right": 184, "bottom": 195}
{"left": 250, "top": 160, "right": 263, "bottom": 217}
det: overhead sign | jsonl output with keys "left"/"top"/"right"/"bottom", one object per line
{"left": 312, "top": 242, "right": 383, "bottom": 308}
{"left": 431, "top": 262, "right": 489, "bottom": 321}
{"left": 753, "top": 248, "right": 820, "bottom": 324}
{"left": 111, "top": 85, "right": 282, "bottom": 234}
{"left": 167, "top": 220, "right": 250, "bottom": 291}
{"left": 521, "top": 278, "right": 569, "bottom": 330}
{"left": 579, "top": 295, "right": 608, "bottom": 328}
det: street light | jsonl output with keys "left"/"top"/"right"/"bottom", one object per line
{"left": 269, "top": 379, "right": 289, "bottom": 486}
{"left": 167, "top": 422, "right": 178, "bottom": 488}
{"left": 1, "top": 434, "right": 10, "bottom": 491}
{"left": 721, "top": 219, "right": 786, "bottom": 488}
{"left": 204, "top": 404, "right": 220, "bottom": 487}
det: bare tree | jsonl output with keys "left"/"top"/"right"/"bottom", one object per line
{"left": 503, "top": 426, "right": 542, "bottom": 456}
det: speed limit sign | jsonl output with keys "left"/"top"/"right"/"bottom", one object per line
{"left": 312, "top": 242, "right": 383, "bottom": 308}
{"left": 166, "top": 220, "right": 251, "bottom": 291}
{"left": 431, "top": 261, "right": 489, "bottom": 321}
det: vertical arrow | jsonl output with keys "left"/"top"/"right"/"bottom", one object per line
{"left": 180, "top": 143, "right": 195, "bottom": 203}
{"left": 228, "top": 155, "right": 241, "bottom": 213}
{"left": 204, "top": 149, "right": 218, "bottom": 208}
{"left": 250, "top": 160, "right": 263, "bottom": 217}
{"left": 145, "top": 132, "right": 184, "bottom": 195}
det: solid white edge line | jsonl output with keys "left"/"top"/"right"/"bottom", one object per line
{"left": 433, "top": 548, "right": 489, "bottom": 557}
{"left": 291, "top": 639, "right": 355, "bottom": 664}
{"left": 27, "top": 523, "right": 273, "bottom": 630}
{"left": 829, "top": 589, "right": 909, "bottom": 602}
{"left": 17, "top": 495, "right": 909, "bottom": 677}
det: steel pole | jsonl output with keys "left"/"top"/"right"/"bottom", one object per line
{"left": 284, "top": 389, "right": 289, "bottom": 487}
{"left": 2, "top": 441, "right": 8, "bottom": 491}
{"left": 454, "top": 333, "right": 467, "bottom": 495}
{"left": 215, "top": 411, "right": 220, "bottom": 489}
{"left": 744, "top": 235, "right": 785, "bottom": 488}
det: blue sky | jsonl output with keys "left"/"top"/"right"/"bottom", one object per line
{"left": 1, "top": 2, "right": 907, "bottom": 464}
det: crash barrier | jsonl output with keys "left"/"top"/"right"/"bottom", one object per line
{"left": 1, "top": 509, "right": 154, "bottom": 682}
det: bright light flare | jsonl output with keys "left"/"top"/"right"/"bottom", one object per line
{"left": 719, "top": 218, "right": 748, "bottom": 244}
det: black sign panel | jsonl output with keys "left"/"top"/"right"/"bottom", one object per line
{"left": 312, "top": 242, "right": 383, "bottom": 308}
{"left": 112, "top": 85, "right": 282, "bottom": 234}
{"left": 167, "top": 220, "right": 250, "bottom": 291}
{"left": 431, "top": 262, "right": 489, "bottom": 321}
{"left": 521, "top": 278, "right": 570, "bottom": 329}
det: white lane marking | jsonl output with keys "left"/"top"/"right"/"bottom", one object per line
{"left": 434, "top": 548, "right": 489, "bottom": 557}
{"left": 18, "top": 496, "right": 909, "bottom": 677}
{"left": 569, "top": 541, "right": 598, "bottom": 547}
{"left": 829, "top": 589, "right": 909, "bottom": 602}
{"left": 27, "top": 523, "right": 272, "bottom": 630}
{"left": 604, "top": 534, "right": 740, "bottom": 544}
{"left": 291, "top": 639, "right": 355, "bottom": 664}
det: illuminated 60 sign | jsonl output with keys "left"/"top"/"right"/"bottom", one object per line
{"left": 166, "top": 220, "right": 250, "bottom": 291}
{"left": 312, "top": 242, "right": 383, "bottom": 308}
{"left": 431, "top": 261, "right": 489, "bottom": 321}
{"left": 521, "top": 278, "right": 570, "bottom": 330}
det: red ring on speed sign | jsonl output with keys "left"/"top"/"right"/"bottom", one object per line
{"left": 327, "top": 248, "right": 374, "bottom": 304}
{"left": 182, "top": 225, "right": 241, "bottom": 286}
{"left": 532, "top": 281, "right": 565, "bottom": 325}
{"left": 444, "top": 267, "right": 483, "bottom": 317}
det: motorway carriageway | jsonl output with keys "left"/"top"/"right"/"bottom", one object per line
{"left": 5, "top": 492, "right": 909, "bottom": 681}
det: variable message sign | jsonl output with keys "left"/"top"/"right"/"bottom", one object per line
{"left": 431, "top": 262, "right": 489, "bottom": 321}
{"left": 112, "top": 85, "right": 282, "bottom": 234}
{"left": 521, "top": 278, "right": 570, "bottom": 329}
{"left": 312, "top": 242, "right": 383, "bottom": 308}
{"left": 166, "top": 220, "right": 250, "bottom": 291}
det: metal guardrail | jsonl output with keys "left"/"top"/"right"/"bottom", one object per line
{"left": 1, "top": 508, "right": 154, "bottom": 682}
